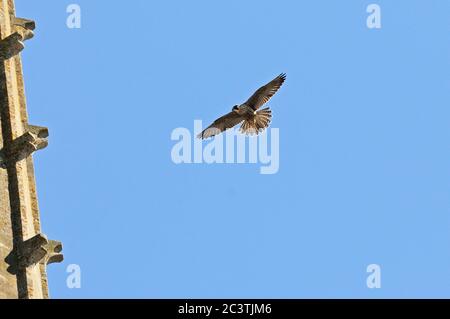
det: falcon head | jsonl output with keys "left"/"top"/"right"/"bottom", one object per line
{"left": 232, "top": 105, "right": 239, "bottom": 112}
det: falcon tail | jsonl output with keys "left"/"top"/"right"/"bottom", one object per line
{"left": 239, "top": 107, "right": 272, "bottom": 135}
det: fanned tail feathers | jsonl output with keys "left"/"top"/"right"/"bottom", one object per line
{"left": 239, "top": 107, "right": 272, "bottom": 135}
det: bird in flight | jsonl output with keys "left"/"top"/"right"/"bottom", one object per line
{"left": 197, "top": 73, "right": 286, "bottom": 139}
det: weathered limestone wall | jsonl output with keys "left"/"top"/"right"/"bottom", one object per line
{"left": 0, "top": 123, "right": 16, "bottom": 298}
{"left": 0, "top": 0, "right": 62, "bottom": 299}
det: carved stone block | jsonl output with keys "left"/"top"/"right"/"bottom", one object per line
{"left": 5, "top": 233, "right": 64, "bottom": 274}
{"left": 0, "top": 32, "right": 24, "bottom": 60}
{"left": 0, "top": 125, "right": 49, "bottom": 168}
{"left": 0, "top": 16, "right": 35, "bottom": 60}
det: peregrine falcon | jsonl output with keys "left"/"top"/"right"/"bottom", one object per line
{"left": 197, "top": 73, "right": 286, "bottom": 139}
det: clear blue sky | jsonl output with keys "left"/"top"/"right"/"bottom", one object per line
{"left": 15, "top": 0, "right": 450, "bottom": 298}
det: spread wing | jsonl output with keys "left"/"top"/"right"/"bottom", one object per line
{"left": 197, "top": 111, "right": 244, "bottom": 139}
{"left": 244, "top": 73, "right": 286, "bottom": 110}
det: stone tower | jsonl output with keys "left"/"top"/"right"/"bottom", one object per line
{"left": 0, "top": 0, "right": 63, "bottom": 298}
